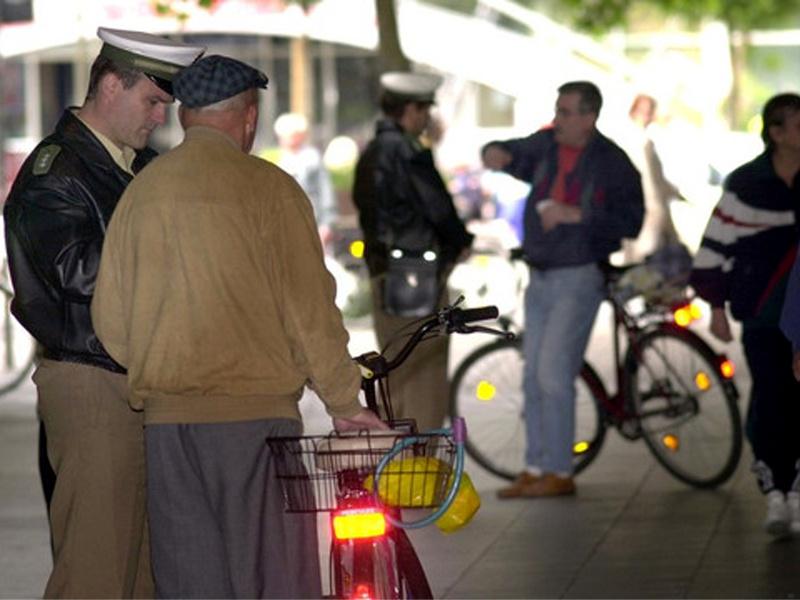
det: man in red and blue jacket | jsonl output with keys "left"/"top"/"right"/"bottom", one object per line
{"left": 483, "top": 81, "right": 643, "bottom": 498}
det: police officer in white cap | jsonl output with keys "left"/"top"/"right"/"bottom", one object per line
{"left": 353, "top": 72, "right": 473, "bottom": 431}
{"left": 4, "top": 27, "right": 204, "bottom": 598}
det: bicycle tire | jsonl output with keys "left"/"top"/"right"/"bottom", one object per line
{"left": 449, "top": 336, "right": 608, "bottom": 480}
{"left": 331, "top": 535, "right": 404, "bottom": 599}
{"left": 625, "top": 324, "right": 742, "bottom": 489}
{"left": 392, "top": 527, "right": 433, "bottom": 599}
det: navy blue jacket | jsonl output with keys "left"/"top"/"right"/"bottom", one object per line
{"left": 691, "top": 151, "right": 800, "bottom": 323}
{"left": 484, "top": 128, "right": 643, "bottom": 269}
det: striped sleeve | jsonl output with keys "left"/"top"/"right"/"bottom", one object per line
{"left": 690, "top": 190, "right": 795, "bottom": 307}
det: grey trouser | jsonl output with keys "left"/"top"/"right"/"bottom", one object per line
{"left": 370, "top": 277, "right": 450, "bottom": 431}
{"left": 145, "top": 418, "right": 321, "bottom": 599}
{"left": 34, "top": 359, "right": 152, "bottom": 598}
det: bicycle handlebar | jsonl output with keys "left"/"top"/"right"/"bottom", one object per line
{"left": 448, "top": 305, "right": 499, "bottom": 327}
{"left": 355, "top": 300, "right": 506, "bottom": 423}
{"left": 355, "top": 301, "right": 501, "bottom": 380}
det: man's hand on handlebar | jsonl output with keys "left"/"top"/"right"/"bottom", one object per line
{"left": 333, "top": 408, "right": 390, "bottom": 432}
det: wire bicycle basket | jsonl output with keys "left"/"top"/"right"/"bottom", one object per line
{"left": 267, "top": 431, "right": 456, "bottom": 513}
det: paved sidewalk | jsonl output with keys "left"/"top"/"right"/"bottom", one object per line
{"left": 2, "top": 321, "right": 799, "bottom": 598}
{"left": 3, "top": 379, "right": 800, "bottom": 599}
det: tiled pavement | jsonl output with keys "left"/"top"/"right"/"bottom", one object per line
{"left": 2, "top": 321, "right": 799, "bottom": 599}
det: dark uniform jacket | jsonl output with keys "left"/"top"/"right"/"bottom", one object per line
{"left": 3, "top": 109, "right": 156, "bottom": 373}
{"left": 353, "top": 118, "right": 473, "bottom": 277}
{"left": 484, "top": 128, "right": 643, "bottom": 269}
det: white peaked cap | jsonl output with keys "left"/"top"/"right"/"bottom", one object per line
{"left": 97, "top": 27, "right": 206, "bottom": 94}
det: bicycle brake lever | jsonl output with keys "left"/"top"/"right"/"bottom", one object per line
{"left": 454, "top": 324, "right": 515, "bottom": 340}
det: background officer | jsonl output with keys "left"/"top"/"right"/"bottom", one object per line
{"left": 353, "top": 71, "right": 473, "bottom": 431}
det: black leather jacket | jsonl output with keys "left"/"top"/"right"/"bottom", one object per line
{"left": 353, "top": 119, "right": 473, "bottom": 276}
{"left": 3, "top": 109, "right": 156, "bottom": 373}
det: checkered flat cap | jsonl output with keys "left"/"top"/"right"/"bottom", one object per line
{"left": 173, "top": 55, "right": 269, "bottom": 108}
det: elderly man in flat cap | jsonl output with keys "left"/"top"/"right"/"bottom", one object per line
{"left": 353, "top": 71, "right": 473, "bottom": 432}
{"left": 3, "top": 27, "right": 205, "bottom": 598}
{"left": 91, "top": 54, "right": 385, "bottom": 598}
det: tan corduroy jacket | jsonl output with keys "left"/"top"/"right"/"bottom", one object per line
{"left": 92, "top": 126, "right": 363, "bottom": 425}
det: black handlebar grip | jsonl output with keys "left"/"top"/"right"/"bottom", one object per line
{"left": 452, "top": 306, "right": 499, "bottom": 324}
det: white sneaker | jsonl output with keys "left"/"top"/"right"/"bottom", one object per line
{"left": 765, "top": 490, "right": 790, "bottom": 537}
{"left": 787, "top": 492, "right": 800, "bottom": 535}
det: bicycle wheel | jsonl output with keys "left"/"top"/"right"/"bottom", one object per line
{"left": 392, "top": 527, "right": 433, "bottom": 599}
{"left": 625, "top": 324, "right": 742, "bottom": 488}
{"left": 331, "top": 536, "right": 402, "bottom": 599}
{"left": 449, "top": 337, "right": 608, "bottom": 480}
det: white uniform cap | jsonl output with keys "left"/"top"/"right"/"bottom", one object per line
{"left": 97, "top": 27, "right": 206, "bottom": 94}
{"left": 380, "top": 72, "right": 443, "bottom": 104}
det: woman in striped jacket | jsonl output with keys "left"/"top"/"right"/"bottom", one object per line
{"left": 691, "top": 93, "right": 800, "bottom": 538}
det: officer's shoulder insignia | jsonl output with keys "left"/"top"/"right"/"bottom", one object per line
{"left": 32, "top": 144, "right": 62, "bottom": 176}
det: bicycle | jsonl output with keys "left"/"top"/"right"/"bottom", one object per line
{"left": 449, "top": 253, "right": 743, "bottom": 489}
{"left": 267, "top": 302, "right": 500, "bottom": 599}
{"left": 0, "top": 257, "right": 37, "bottom": 396}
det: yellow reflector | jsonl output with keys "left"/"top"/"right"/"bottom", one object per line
{"left": 349, "top": 240, "right": 365, "bottom": 259}
{"left": 662, "top": 434, "right": 679, "bottom": 452}
{"left": 333, "top": 509, "right": 386, "bottom": 540}
{"left": 689, "top": 303, "right": 703, "bottom": 320}
{"left": 475, "top": 254, "right": 491, "bottom": 267}
{"left": 673, "top": 306, "right": 692, "bottom": 328}
{"left": 720, "top": 359, "right": 735, "bottom": 379}
{"left": 694, "top": 371, "right": 711, "bottom": 391}
{"left": 476, "top": 380, "right": 496, "bottom": 402}
{"left": 573, "top": 440, "right": 590, "bottom": 455}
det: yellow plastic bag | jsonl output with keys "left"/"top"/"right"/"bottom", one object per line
{"left": 434, "top": 471, "right": 481, "bottom": 534}
{"left": 364, "top": 456, "right": 447, "bottom": 507}
{"left": 364, "top": 456, "right": 481, "bottom": 533}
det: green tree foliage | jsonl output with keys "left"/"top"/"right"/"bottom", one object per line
{"left": 519, "top": 0, "right": 800, "bottom": 33}
{"left": 515, "top": 0, "right": 800, "bottom": 126}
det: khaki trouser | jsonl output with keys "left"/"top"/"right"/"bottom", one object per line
{"left": 370, "top": 277, "right": 450, "bottom": 432}
{"left": 34, "top": 359, "right": 152, "bottom": 599}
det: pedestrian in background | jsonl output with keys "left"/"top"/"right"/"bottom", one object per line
{"left": 691, "top": 92, "right": 800, "bottom": 538}
{"left": 91, "top": 55, "right": 385, "bottom": 598}
{"left": 353, "top": 71, "right": 473, "bottom": 432}
{"left": 619, "top": 93, "right": 684, "bottom": 263}
{"left": 3, "top": 27, "right": 204, "bottom": 597}
{"left": 273, "top": 112, "right": 337, "bottom": 249}
{"left": 483, "top": 80, "right": 643, "bottom": 498}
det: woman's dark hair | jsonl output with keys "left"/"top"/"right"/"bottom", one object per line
{"left": 761, "top": 93, "right": 800, "bottom": 148}
{"left": 379, "top": 92, "right": 431, "bottom": 120}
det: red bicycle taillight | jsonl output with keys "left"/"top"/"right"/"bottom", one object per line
{"left": 673, "top": 302, "right": 702, "bottom": 328}
{"left": 333, "top": 508, "right": 386, "bottom": 540}
{"left": 719, "top": 358, "right": 735, "bottom": 379}
{"left": 352, "top": 583, "right": 374, "bottom": 599}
